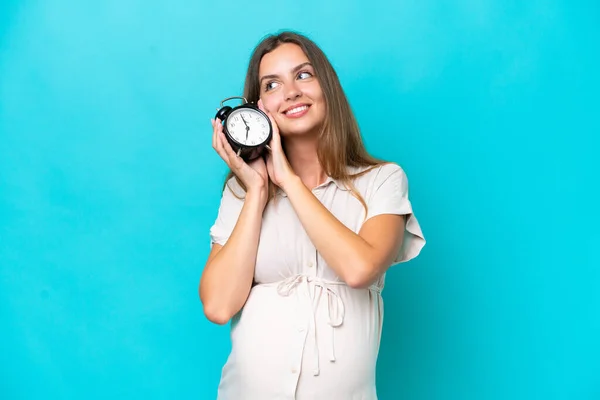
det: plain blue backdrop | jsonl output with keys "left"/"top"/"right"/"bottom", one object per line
{"left": 1, "top": 0, "right": 598, "bottom": 399}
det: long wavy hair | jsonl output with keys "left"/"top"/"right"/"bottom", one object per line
{"left": 224, "top": 30, "right": 387, "bottom": 210}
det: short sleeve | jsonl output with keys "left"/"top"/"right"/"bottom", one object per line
{"left": 365, "top": 163, "right": 426, "bottom": 265}
{"left": 209, "top": 178, "right": 246, "bottom": 247}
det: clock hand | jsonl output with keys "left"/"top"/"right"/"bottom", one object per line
{"left": 241, "top": 115, "right": 250, "bottom": 143}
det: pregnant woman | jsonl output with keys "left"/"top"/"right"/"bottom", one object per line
{"left": 200, "top": 30, "right": 426, "bottom": 400}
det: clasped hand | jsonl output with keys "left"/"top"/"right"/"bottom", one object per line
{"left": 211, "top": 99, "right": 297, "bottom": 195}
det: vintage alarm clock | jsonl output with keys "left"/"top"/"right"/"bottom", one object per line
{"left": 215, "top": 96, "right": 273, "bottom": 162}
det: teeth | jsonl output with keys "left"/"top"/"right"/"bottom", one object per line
{"left": 285, "top": 105, "right": 308, "bottom": 115}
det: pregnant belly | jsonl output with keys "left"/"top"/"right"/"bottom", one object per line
{"left": 220, "top": 280, "right": 383, "bottom": 399}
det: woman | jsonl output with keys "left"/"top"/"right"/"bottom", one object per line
{"left": 200, "top": 31, "right": 425, "bottom": 400}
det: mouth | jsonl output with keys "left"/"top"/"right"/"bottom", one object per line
{"left": 282, "top": 104, "right": 310, "bottom": 118}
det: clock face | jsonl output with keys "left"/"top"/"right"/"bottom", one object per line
{"left": 225, "top": 108, "right": 271, "bottom": 147}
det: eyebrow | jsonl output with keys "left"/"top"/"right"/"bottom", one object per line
{"left": 259, "top": 62, "right": 313, "bottom": 85}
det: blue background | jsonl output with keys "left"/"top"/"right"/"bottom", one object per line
{"left": 1, "top": 0, "right": 598, "bottom": 399}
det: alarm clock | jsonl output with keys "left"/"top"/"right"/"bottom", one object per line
{"left": 215, "top": 96, "right": 273, "bottom": 162}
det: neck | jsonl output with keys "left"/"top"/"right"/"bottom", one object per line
{"left": 282, "top": 136, "right": 326, "bottom": 190}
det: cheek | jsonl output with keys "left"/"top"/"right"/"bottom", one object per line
{"left": 261, "top": 97, "right": 279, "bottom": 115}
{"left": 307, "top": 87, "right": 325, "bottom": 107}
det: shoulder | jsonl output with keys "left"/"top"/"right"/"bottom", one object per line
{"left": 350, "top": 162, "right": 408, "bottom": 188}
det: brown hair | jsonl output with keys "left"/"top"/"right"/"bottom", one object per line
{"left": 224, "top": 30, "right": 388, "bottom": 210}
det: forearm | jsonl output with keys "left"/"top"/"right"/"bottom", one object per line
{"left": 283, "top": 177, "right": 378, "bottom": 288}
{"left": 200, "top": 190, "right": 266, "bottom": 324}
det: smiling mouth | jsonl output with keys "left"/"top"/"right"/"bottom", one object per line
{"left": 283, "top": 105, "right": 310, "bottom": 117}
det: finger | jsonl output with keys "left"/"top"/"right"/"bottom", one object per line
{"left": 213, "top": 118, "right": 223, "bottom": 153}
{"left": 257, "top": 99, "right": 270, "bottom": 120}
{"left": 219, "top": 129, "right": 243, "bottom": 167}
{"left": 267, "top": 116, "right": 282, "bottom": 149}
{"left": 213, "top": 119, "right": 225, "bottom": 158}
{"left": 211, "top": 118, "right": 217, "bottom": 149}
{"left": 213, "top": 119, "right": 231, "bottom": 163}
{"left": 257, "top": 100, "right": 281, "bottom": 145}
{"left": 214, "top": 119, "right": 238, "bottom": 157}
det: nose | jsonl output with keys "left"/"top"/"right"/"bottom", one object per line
{"left": 284, "top": 81, "right": 302, "bottom": 101}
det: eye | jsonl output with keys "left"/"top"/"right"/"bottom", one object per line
{"left": 264, "top": 81, "right": 279, "bottom": 91}
{"left": 297, "top": 71, "right": 313, "bottom": 80}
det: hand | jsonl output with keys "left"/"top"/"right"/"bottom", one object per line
{"left": 257, "top": 99, "right": 298, "bottom": 192}
{"left": 211, "top": 117, "right": 268, "bottom": 197}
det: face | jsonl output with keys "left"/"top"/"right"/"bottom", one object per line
{"left": 258, "top": 43, "right": 326, "bottom": 138}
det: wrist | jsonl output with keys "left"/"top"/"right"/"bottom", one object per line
{"left": 246, "top": 186, "right": 268, "bottom": 207}
{"left": 280, "top": 174, "right": 302, "bottom": 195}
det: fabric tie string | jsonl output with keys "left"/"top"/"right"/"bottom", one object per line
{"left": 276, "top": 274, "right": 346, "bottom": 376}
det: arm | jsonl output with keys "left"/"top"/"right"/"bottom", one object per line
{"left": 199, "top": 188, "right": 266, "bottom": 325}
{"left": 257, "top": 101, "right": 417, "bottom": 289}
{"left": 283, "top": 176, "right": 405, "bottom": 289}
{"left": 200, "top": 117, "right": 269, "bottom": 325}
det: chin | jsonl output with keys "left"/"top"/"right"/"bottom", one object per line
{"left": 277, "top": 117, "right": 324, "bottom": 138}
{"left": 279, "top": 122, "right": 321, "bottom": 138}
